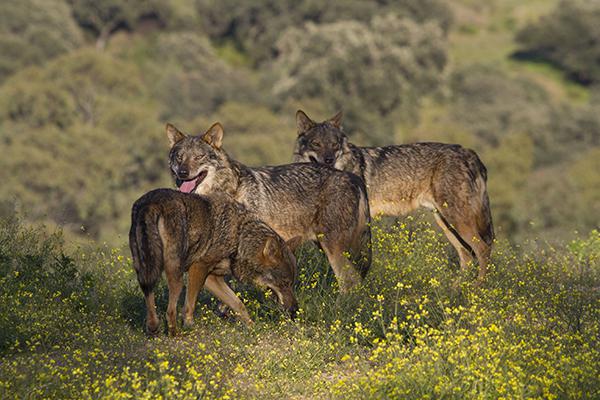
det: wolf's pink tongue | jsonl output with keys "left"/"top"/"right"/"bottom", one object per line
{"left": 179, "top": 178, "right": 198, "bottom": 193}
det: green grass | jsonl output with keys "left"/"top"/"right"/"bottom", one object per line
{"left": 510, "top": 59, "right": 590, "bottom": 103}
{"left": 215, "top": 40, "right": 253, "bottom": 68}
{"left": 447, "top": 0, "right": 588, "bottom": 104}
{"left": 0, "top": 215, "right": 598, "bottom": 398}
{"left": 413, "top": 0, "right": 590, "bottom": 149}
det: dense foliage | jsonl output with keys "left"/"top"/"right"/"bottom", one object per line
{"left": 195, "top": 0, "right": 452, "bottom": 66}
{"left": 271, "top": 15, "right": 447, "bottom": 143}
{"left": 515, "top": 0, "right": 600, "bottom": 85}
{"left": 0, "top": 0, "right": 82, "bottom": 82}
{"left": 0, "top": 0, "right": 597, "bottom": 244}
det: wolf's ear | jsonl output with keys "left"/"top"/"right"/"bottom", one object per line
{"left": 285, "top": 236, "right": 303, "bottom": 253}
{"left": 296, "top": 110, "right": 315, "bottom": 135}
{"left": 328, "top": 110, "right": 343, "bottom": 129}
{"left": 261, "top": 236, "right": 280, "bottom": 265}
{"left": 201, "top": 122, "right": 224, "bottom": 149}
{"left": 166, "top": 123, "right": 186, "bottom": 148}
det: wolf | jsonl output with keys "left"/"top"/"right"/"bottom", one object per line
{"left": 292, "top": 110, "right": 494, "bottom": 282}
{"left": 129, "top": 188, "right": 301, "bottom": 336}
{"left": 166, "top": 122, "right": 372, "bottom": 293}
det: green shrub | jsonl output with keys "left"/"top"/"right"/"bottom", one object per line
{"left": 515, "top": 0, "right": 600, "bottom": 85}
{"left": 0, "top": 0, "right": 82, "bottom": 82}
{"left": 270, "top": 15, "right": 447, "bottom": 144}
{"left": 196, "top": 0, "right": 452, "bottom": 66}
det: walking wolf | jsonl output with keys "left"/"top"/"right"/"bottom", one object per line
{"left": 129, "top": 189, "right": 300, "bottom": 335}
{"left": 293, "top": 110, "right": 494, "bottom": 281}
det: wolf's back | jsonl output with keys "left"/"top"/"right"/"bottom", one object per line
{"left": 129, "top": 198, "right": 164, "bottom": 295}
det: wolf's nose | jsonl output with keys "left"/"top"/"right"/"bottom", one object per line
{"left": 178, "top": 167, "right": 189, "bottom": 178}
{"left": 324, "top": 157, "right": 334, "bottom": 165}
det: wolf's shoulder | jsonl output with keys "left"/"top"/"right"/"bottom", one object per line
{"left": 244, "top": 162, "right": 361, "bottom": 192}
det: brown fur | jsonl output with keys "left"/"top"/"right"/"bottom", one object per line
{"left": 129, "top": 189, "right": 301, "bottom": 336}
{"left": 293, "top": 110, "right": 494, "bottom": 282}
{"left": 166, "top": 122, "right": 372, "bottom": 292}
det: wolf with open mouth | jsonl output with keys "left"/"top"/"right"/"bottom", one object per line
{"left": 167, "top": 122, "right": 372, "bottom": 293}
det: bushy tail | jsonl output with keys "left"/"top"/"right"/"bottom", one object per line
{"left": 471, "top": 152, "right": 494, "bottom": 246}
{"left": 478, "top": 184, "right": 494, "bottom": 246}
{"left": 129, "top": 205, "right": 164, "bottom": 296}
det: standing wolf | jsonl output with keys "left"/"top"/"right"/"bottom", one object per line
{"left": 293, "top": 110, "right": 494, "bottom": 281}
{"left": 166, "top": 122, "right": 371, "bottom": 292}
{"left": 129, "top": 189, "right": 300, "bottom": 336}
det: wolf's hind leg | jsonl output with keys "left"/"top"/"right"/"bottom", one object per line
{"left": 165, "top": 266, "right": 184, "bottom": 336}
{"left": 204, "top": 275, "right": 253, "bottom": 326}
{"left": 183, "top": 262, "right": 210, "bottom": 329}
{"left": 144, "top": 291, "right": 160, "bottom": 336}
{"left": 320, "top": 244, "right": 362, "bottom": 294}
{"left": 436, "top": 207, "right": 490, "bottom": 283}
{"left": 433, "top": 211, "right": 473, "bottom": 271}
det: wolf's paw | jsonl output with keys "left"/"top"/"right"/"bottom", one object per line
{"left": 146, "top": 324, "right": 161, "bottom": 337}
{"left": 474, "top": 276, "right": 487, "bottom": 288}
{"left": 168, "top": 325, "right": 178, "bottom": 337}
{"left": 215, "top": 303, "right": 232, "bottom": 320}
{"left": 182, "top": 319, "right": 195, "bottom": 331}
{"left": 146, "top": 320, "right": 160, "bottom": 337}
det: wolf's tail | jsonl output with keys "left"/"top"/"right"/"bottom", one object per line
{"left": 471, "top": 152, "right": 494, "bottom": 247}
{"left": 129, "top": 203, "right": 164, "bottom": 296}
{"left": 478, "top": 186, "right": 494, "bottom": 247}
{"left": 352, "top": 184, "right": 372, "bottom": 279}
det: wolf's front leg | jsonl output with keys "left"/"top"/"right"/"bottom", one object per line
{"left": 182, "top": 262, "right": 210, "bottom": 329}
{"left": 204, "top": 274, "right": 253, "bottom": 326}
{"left": 320, "top": 246, "right": 362, "bottom": 293}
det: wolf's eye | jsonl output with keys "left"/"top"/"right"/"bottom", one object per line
{"left": 194, "top": 155, "right": 204, "bottom": 161}
{"left": 176, "top": 154, "right": 183, "bottom": 163}
{"left": 311, "top": 141, "right": 321, "bottom": 148}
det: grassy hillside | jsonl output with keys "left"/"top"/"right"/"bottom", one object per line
{"left": 450, "top": 0, "right": 587, "bottom": 103}
{"left": 0, "top": 1, "right": 599, "bottom": 398}
{"left": 0, "top": 0, "right": 598, "bottom": 246}
{"left": 1, "top": 216, "right": 598, "bottom": 398}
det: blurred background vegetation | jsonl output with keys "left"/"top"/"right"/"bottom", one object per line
{"left": 0, "top": 0, "right": 598, "bottom": 247}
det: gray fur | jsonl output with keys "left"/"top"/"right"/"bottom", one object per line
{"left": 166, "top": 123, "right": 372, "bottom": 292}
{"left": 293, "top": 110, "right": 494, "bottom": 282}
